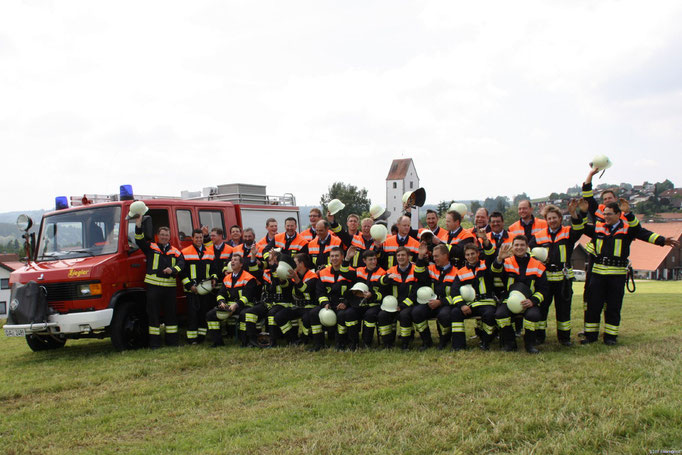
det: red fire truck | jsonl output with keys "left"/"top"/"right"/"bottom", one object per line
{"left": 3, "top": 184, "right": 299, "bottom": 351}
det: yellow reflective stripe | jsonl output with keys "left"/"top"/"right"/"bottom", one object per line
{"left": 186, "top": 330, "right": 198, "bottom": 339}
{"left": 378, "top": 325, "right": 393, "bottom": 335}
{"left": 267, "top": 316, "right": 275, "bottom": 326}
{"left": 148, "top": 326, "right": 160, "bottom": 335}
{"left": 613, "top": 239, "right": 622, "bottom": 257}
{"left": 480, "top": 321, "right": 495, "bottom": 334}
{"left": 557, "top": 320, "right": 571, "bottom": 331}
{"left": 470, "top": 299, "right": 496, "bottom": 307}
{"left": 595, "top": 239, "right": 603, "bottom": 255}
{"left": 496, "top": 317, "right": 512, "bottom": 328}
{"left": 532, "top": 292, "right": 544, "bottom": 303}
{"left": 207, "top": 321, "right": 220, "bottom": 330}
{"left": 165, "top": 325, "right": 178, "bottom": 334}
{"left": 559, "top": 245, "right": 566, "bottom": 263}
{"left": 415, "top": 321, "right": 428, "bottom": 332}
{"left": 245, "top": 313, "right": 258, "bottom": 323}
{"left": 604, "top": 323, "right": 619, "bottom": 335}
{"left": 592, "top": 264, "right": 627, "bottom": 275}
{"left": 478, "top": 277, "right": 487, "bottom": 295}
{"left": 582, "top": 189, "right": 594, "bottom": 198}
{"left": 364, "top": 321, "right": 376, "bottom": 328}
{"left": 523, "top": 319, "right": 536, "bottom": 331}
{"left": 399, "top": 326, "right": 412, "bottom": 337}
{"left": 346, "top": 320, "right": 358, "bottom": 326}
{"left": 152, "top": 254, "right": 159, "bottom": 271}
{"left": 451, "top": 322, "right": 465, "bottom": 333}
{"left": 135, "top": 233, "right": 145, "bottom": 240}
{"left": 337, "top": 324, "right": 347, "bottom": 334}
{"left": 648, "top": 233, "right": 660, "bottom": 244}
{"left": 311, "top": 325, "right": 323, "bottom": 334}
{"left": 584, "top": 322, "right": 600, "bottom": 332}
{"left": 190, "top": 264, "right": 197, "bottom": 279}
{"left": 536, "top": 320, "right": 547, "bottom": 330}
{"left": 144, "top": 275, "right": 177, "bottom": 287}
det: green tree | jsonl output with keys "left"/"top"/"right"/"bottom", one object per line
{"left": 512, "top": 193, "right": 530, "bottom": 206}
{"left": 655, "top": 179, "right": 674, "bottom": 195}
{"left": 470, "top": 200, "right": 481, "bottom": 214}
{"left": 320, "top": 182, "right": 371, "bottom": 227}
{"left": 436, "top": 200, "right": 453, "bottom": 216}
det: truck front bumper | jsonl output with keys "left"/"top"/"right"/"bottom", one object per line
{"left": 3, "top": 309, "right": 114, "bottom": 337}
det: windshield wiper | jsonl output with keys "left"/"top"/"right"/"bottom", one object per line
{"left": 62, "top": 249, "right": 95, "bottom": 257}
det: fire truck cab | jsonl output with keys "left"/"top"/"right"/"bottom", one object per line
{"left": 4, "top": 184, "right": 299, "bottom": 351}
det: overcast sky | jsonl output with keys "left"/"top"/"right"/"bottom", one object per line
{"left": 1, "top": 0, "right": 681, "bottom": 213}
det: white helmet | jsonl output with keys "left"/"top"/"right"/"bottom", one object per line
{"left": 350, "top": 282, "right": 369, "bottom": 296}
{"left": 459, "top": 284, "right": 476, "bottom": 303}
{"left": 418, "top": 229, "right": 434, "bottom": 242}
{"left": 590, "top": 154, "right": 613, "bottom": 172}
{"left": 327, "top": 199, "right": 346, "bottom": 215}
{"left": 319, "top": 308, "right": 337, "bottom": 327}
{"left": 506, "top": 290, "right": 526, "bottom": 314}
{"left": 275, "top": 261, "right": 294, "bottom": 280}
{"left": 223, "top": 261, "right": 232, "bottom": 275}
{"left": 216, "top": 309, "right": 233, "bottom": 320}
{"left": 449, "top": 202, "right": 468, "bottom": 217}
{"left": 403, "top": 188, "right": 426, "bottom": 207}
{"left": 380, "top": 295, "right": 399, "bottom": 312}
{"left": 196, "top": 280, "right": 214, "bottom": 295}
{"left": 369, "top": 204, "right": 390, "bottom": 220}
{"left": 416, "top": 286, "right": 437, "bottom": 304}
{"left": 531, "top": 247, "right": 549, "bottom": 263}
{"left": 127, "top": 200, "right": 148, "bottom": 219}
{"left": 370, "top": 224, "right": 388, "bottom": 243}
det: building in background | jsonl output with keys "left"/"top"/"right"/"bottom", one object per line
{"left": 386, "top": 158, "right": 419, "bottom": 230}
{"left": 0, "top": 254, "right": 21, "bottom": 317}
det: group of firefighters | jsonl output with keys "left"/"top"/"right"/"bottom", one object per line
{"left": 133, "top": 166, "right": 678, "bottom": 353}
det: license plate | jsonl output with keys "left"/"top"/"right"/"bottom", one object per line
{"left": 4, "top": 328, "right": 26, "bottom": 337}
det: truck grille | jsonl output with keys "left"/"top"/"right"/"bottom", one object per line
{"left": 42, "top": 283, "right": 80, "bottom": 301}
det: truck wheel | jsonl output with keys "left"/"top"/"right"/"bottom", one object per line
{"left": 25, "top": 334, "right": 67, "bottom": 352}
{"left": 111, "top": 300, "right": 148, "bottom": 351}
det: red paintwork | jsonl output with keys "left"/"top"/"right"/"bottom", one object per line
{"left": 9, "top": 198, "right": 292, "bottom": 317}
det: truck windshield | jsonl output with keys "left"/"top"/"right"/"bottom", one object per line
{"left": 36, "top": 206, "right": 122, "bottom": 261}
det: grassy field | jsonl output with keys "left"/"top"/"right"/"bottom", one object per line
{"left": 1, "top": 281, "right": 681, "bottom": 455}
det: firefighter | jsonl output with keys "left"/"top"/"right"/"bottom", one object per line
{"left": 378, "top": 215, "right": 420, "bottom": 270}
{"left": 574, "top": 201, "right": 679, "bottom": 345}
{"left": 450, "top": 242, "right": 498, "bottom": 351}
{"left": 274, "top": 217, "right": 309, "bottom": 256}
{"left": 529, "top": 202, "right": 583, "bottom": 346}
{"left": 412, "top": 243, "right": 458, "bottom": 350}
{"left": 376, "top": 246, "right": 422, "bottom": 350}
{"left": 310, "top": 247, "right": 354, "bottom": 350}
{"left": 206, "top": 227, "right": 233, "bottom": 277}
{"left": 308, "top": 220, "right": 343, "bottom": 270}
{"left": 348, "top": 218, "right": 379, "bottom": 268}
{"left": 581, "top": 168, "right": 627, "bottom": 223}
{"left": 346, "top": 213, "right": 360, "bottom": 238}
{"left": 227, "top": 225, "right": 242, "bottom": 247}
{"left": 508, "top": 200, "right": 548, "bottom": 238}
{"left": 492, "top": 235, "right": 548, "bottom": 354}
{"left": 443, "top": 210, "right": 476, "bottom": 268}
{"left": 486, "top": 211, "right": 520, "bottom": 336}
{"left": 206, "top": 253, "right": 258, "bottom": 347}
{"left": 469, "top": 208, "right": 492, "bottom": 236}
{"left": 232, "top": 228, "right": 261, "bottom": 276}
{"left": 301, "top": 208, "right": 322, "bottom": 241}
{"left": 255, "top": 218, "right": 279, "bottom": 260}
{"left": 134, "top": 217, "right": 184, "bottom": 348}
{"left": 420, "top": 209, "right": 447, "bottom": 242}
{"left": 254, "top": 250, "right": 296, "bottom": 348}
{"left": 290, "top": 253, "right": 320, "bottom": 345}
{"left": 180, "top": 229, "right": 217, "bottom": 344}
{"left": 343, "top": 247, "right": 387, "bottom": 348}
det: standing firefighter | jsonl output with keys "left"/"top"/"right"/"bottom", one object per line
{"left": 529, "top": 202, "right": 583, "bottom": 346}
{"left": 576, "top": 201, "right": 679, "bottom": 345}
{"left": 180, "top": 229, "right": 217, "bottom": 344}
{"left": 134, "top": 215, "right": 185, "bottom": 348}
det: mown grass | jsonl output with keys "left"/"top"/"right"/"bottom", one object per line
{"left": 1, "top": 281, "right": 681, "bottom": 454}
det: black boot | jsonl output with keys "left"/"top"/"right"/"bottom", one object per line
{"left": 361, "top": 326, "right": 375, "bottom": 348}
{"left": 307, "top": 332, "right": 325, "bottom": 351}
{"left": 535, "top": 329, "right": 546, "bottom": 345}
{"left": 500, "top": 326, "right": 517, "bottom": 351}
{"left": 524, "top": 330, "right": 539, "bottom": 354}
{"left": 418, "top": 328, "right": 433, "bottom": 351}
{"left": 381, "top": 334, "right": 395, "bottom": 349}
{"left": 245, "top": 323, "right": 260, "bottom": 348}
{"left": 451, "top": 332, "right": 467, "bottom": 351}
{"left": 400, "top": 337, "right": 410, "bottom": 351}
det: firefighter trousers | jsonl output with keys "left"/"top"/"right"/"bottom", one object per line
{"left": 495, "top": 303, "right": 541, "bottom": 349}
{"left": 359, "top": 305, "right": 381, "bottom": 347}
{"left": 584, "top": 273, "right": 626, "bottom": 342}
{"left": 536, "top": 280, "right": 572, "bottom": 342}
{"left": 411, "top": 304, "right": 451, "bottom": 347}
{"left": 376, "top": 306, "right": 414, "bottom": 348}
{"left": 335, "top": 306, "right": 359, "bottom": 348}
{"left": 268, "top": 305, "right": 298, "bottom": 346}
{"left": 186, "top": 293, "right": 212, "bottom": 342}
{"left": 146, "top": 285, "right": 178, "bottom": 348}
{"left": 450, "top": 303, "right": 496, "bottom": 349}
{"left": 206, "top": 306, "right": 242, "bottom": 345}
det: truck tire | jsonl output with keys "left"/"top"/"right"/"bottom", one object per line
{"left": 25, "top": 334, "right": 66, "bottom": 352}
{"left": 111, "top": 300, "right": 148, "bottom": 351}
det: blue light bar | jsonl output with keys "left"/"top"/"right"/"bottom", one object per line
{"left": 55, "top": 196, "right": 69, "bottom": 210}
{"left": 120, "top": 184, "right": 134, "bottom": 201}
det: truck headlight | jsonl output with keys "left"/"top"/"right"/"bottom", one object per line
{"left": 77, "top": 283, "right": 102, "bottom": 297}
